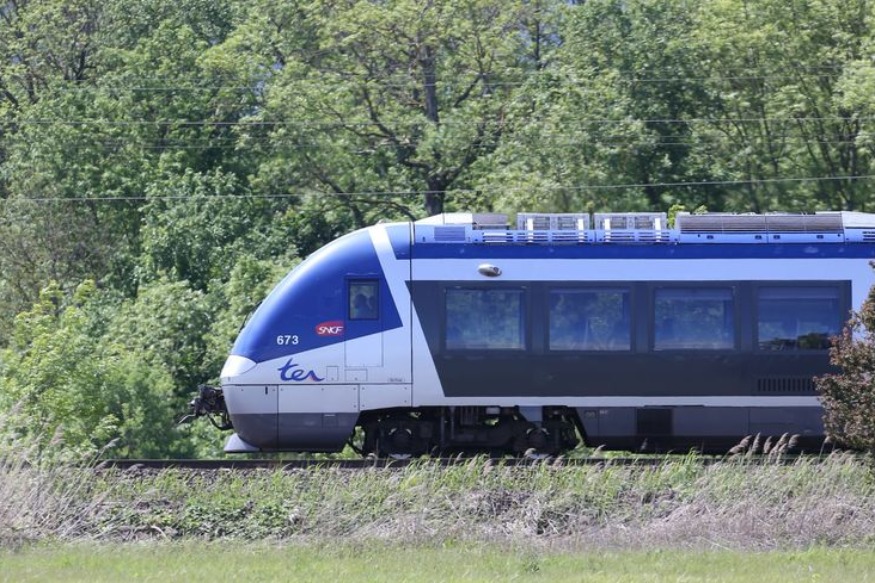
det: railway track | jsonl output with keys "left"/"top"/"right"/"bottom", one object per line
{"left": 97, "top": 454, "right": 817, "bottom": 471}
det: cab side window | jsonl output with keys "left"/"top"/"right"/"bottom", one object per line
{"left": 349, "top": 280, "right": 379, "bottom": 320}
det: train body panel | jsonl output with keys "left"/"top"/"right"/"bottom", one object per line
{"left": 215, "top": 211, "right": 875, "bottom": 454}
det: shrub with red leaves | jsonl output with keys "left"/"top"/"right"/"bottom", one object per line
{"left": 816, "top": 279, "right": 875, "bottom": 452}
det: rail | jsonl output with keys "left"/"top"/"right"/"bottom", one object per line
{"left": 96, "top": 454, "right": 823, "bottom": 471}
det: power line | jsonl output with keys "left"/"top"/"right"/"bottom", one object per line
{"left": 13, "top": 72, "right": 855, "bottom": 94}
{"left": 4, "top": 115, "right": 874, "bottom": 128}
{"left": 2, "top": 174, "right": 872, "bottom": 204}
{"left": 20, "top": 64, "right": 858, "bottom": 89}
{"left": 1, "top": 134, "right": 869, "bottom": 153}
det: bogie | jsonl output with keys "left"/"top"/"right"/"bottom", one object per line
{"left": 358, "top": 406, "right": 580, "bottom": 458}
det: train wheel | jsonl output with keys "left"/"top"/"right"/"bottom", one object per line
{"left": 513, "top": 426, "right": 558, "bottom": 458}
{"left": 374, "top": 413, "right": 429, "bottom": 459}
{"left": 377, "top": 427, "right": 414, "bottom": 459}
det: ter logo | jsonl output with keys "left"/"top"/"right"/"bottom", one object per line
{"left": 278, "top": 358, "right": 324, "bottom": 382}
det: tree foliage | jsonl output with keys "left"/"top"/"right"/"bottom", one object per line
{"left": 0, "top": 281, "right": 190, "bottom": 457}
{"left": 4, "top": 0, "right": 875, "bottom": 457}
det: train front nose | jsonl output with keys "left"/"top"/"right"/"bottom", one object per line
{"left": 221, "top": 359, "right": 280, "bottom": 452}
{"left": 216, "top": 224, "right": 409, "bottom": 453}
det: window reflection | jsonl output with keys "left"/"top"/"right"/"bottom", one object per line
{"left": 757, "top": 287, "right": 839, "bottom": 350}
{"left": 445, "top": 288, "right": 525, "bottom": 350}
{"left": 654, "top": 288, "right": 734, "bottom": 350}
{"left": 549, "top": 289, "right": 630, "bottom": 351}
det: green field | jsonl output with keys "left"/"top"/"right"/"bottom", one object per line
{"left": 2, "top": 544, "right": 875, "bottom": 583}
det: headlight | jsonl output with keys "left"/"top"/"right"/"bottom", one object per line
{"left": 220, "top": 355, "right": 257, "bottom": 380}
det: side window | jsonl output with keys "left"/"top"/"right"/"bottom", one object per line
{"left": 654, "top": 287, "right": 735, "bottom": 350}
{"left": 349, "top": 280, "right": 379, "bottom": 320}
{"left": 757, "top": 286, "right": 840, "bottom": 350}
{"left": 445, "top": 288, "right": 525, "bottom": 350}
{"left": 549, "top": 288, "right": 630, "bottom": 351}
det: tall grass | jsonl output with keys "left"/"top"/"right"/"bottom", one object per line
{"left": 2, "top": 417, "right": 875, "bottom": 550}
{"left": 0, "top": 410, "right": 110, "bottom": 548}
{"left": 81, "top": 454, "right": 875, "bottom": 550}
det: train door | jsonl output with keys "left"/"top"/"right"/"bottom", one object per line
{"left": 344, "top": 278, "right": 383, "bottom": 370}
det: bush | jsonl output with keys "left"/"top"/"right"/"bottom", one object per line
{"left": 816, "top": 277, "right": 875, "bottom": 452}
{"left": 0, "top": 280, "right": 205, "bottom": 458}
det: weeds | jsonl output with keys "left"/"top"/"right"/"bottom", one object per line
{"left": 0, "top": 410, "right": 110, "bottom": 549}
{"left": 2, "top": 420, "right": 875, "bottom": 550}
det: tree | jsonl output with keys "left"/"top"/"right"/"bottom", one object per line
{"left": 479, "top": 0, "right": 713, "bottom": 214}
{"left": 228, "top": 0, "right": 548, "bottom": 219}
{"left": 106, "top": 278, "right": 215, "bottom": 394}
{"left": 0, "top": 0, "right": 101, "bottom": 113}
{"left": 695, "top": 0, "right": 875, "bottom": 211}
{"left": 139, "top": 169, "right": 294, "bottom": 291}
{"left": 0, "top": 0, "right": 256, "bottom": 340}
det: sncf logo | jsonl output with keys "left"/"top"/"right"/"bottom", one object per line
{"left": 315, "top": 320, "right": 344, "bottom": 337}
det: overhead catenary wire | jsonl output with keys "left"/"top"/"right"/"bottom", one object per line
{"left": 15, "top": 64, "right": 862, "bottom": 90}
{"left": 2, "top": 134, "right": 868, "bottom": 152}
{"left": 2, "top": 174, "right": 873, "bottom": 205}
{"left": 6, "top": 115, "right": 875, "bottom": 127}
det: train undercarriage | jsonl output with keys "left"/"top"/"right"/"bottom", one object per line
{"left": 356, "top": 406, "right": 581, "bottom": 458}
{"left": 184, "top": 386, "right": 822, "bottom": 457}
{"left": 182, "top": 386, "right": 581, "bottom": 457}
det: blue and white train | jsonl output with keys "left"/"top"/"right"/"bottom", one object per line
{"left": 189, "top": 210, "right": 875, "bottom": 456}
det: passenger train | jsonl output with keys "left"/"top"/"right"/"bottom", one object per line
{"left": 187, "top": 210, "right": 875, "bottom": 456}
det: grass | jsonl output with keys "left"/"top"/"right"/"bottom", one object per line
{"left": 3, "top": 425, "right": 875, "bottom": 581}
{"left": 3, "top": 543, "right": 875, "bottom": 582}
{"left": 2, "top": 411, "right": 875, "bottom": 551}
{"left": 2, "top": 451, "right": 875, "bottom": 549}
{"left": 0, "top": 427, "right": 110, "bottom": 549}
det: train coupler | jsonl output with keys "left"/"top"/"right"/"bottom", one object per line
{"left": 178, "top": 385, "right": 233, "bottom": 430}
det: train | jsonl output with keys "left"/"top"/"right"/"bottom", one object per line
{"left": 186, "top": 210, "right": 875, "bottom": 456}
